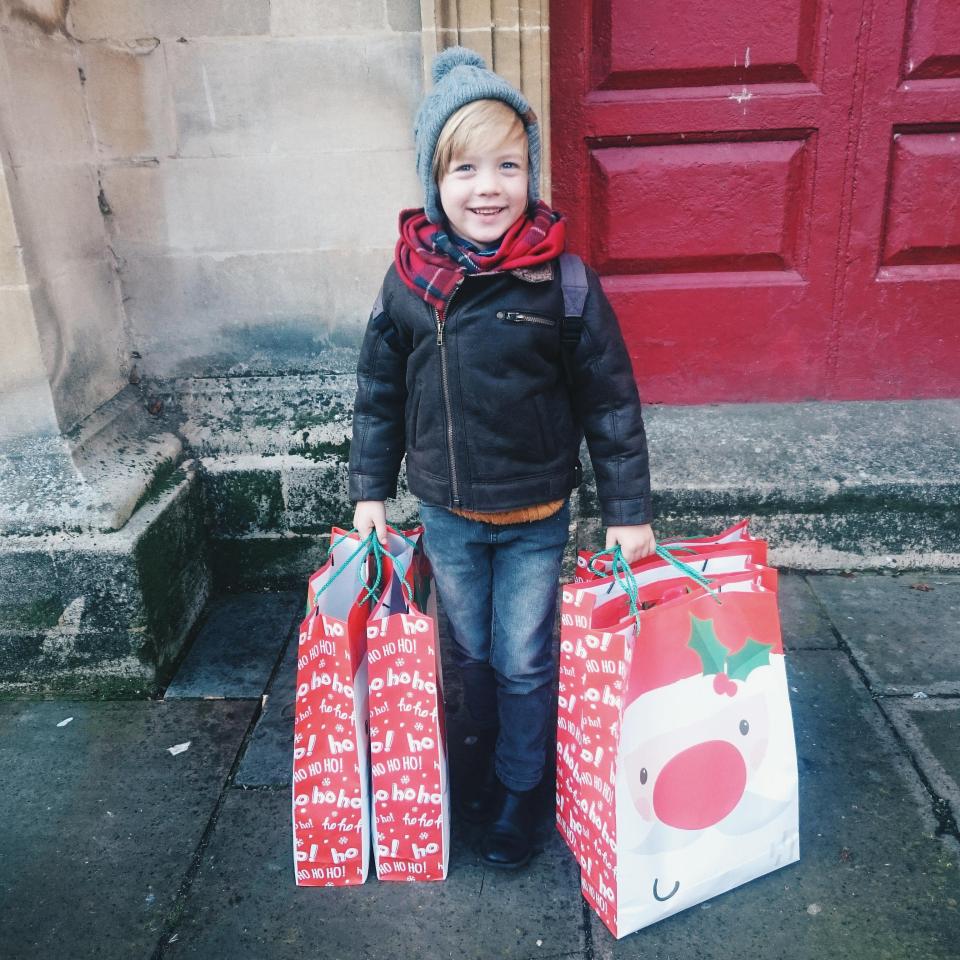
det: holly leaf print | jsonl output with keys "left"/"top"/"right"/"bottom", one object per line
{"left": 726, "top": 637, "right": 774, "bottom": 681}
{"left": 687, "top": 615, "right": 728, "bottom": 676}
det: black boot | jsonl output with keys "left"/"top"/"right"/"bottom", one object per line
{"left": 456, "top": 729, "right": 499, "bottom": 824}
{"left": 479, "top": 780, "right": 537, "bottom": 869}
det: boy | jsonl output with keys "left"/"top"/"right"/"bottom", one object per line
{"left": 349, "top": 47, "right": 654, "bottom": 869}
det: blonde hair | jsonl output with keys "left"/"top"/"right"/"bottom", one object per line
{"left": 432, "top": 99, "right": 527, "bottom": 182}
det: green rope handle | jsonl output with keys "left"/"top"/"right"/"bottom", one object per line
{"left": 585, "top": 546, "right": 643, "bottom": 634}
{"left": 312, "top": 528, "right": 419, "bottom": 610}
{"left": 586, "top": 541, "right": 697, "bottom": 577}
{"left": 584, "top": 542, "right": 723, "bottom": 630}
{"left": 653, "top": 546, "right": 722, "bottom": 604}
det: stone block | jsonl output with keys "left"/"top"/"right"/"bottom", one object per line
{"left": 386, "top": 0, "right": 422, "bottom": 32}
{"left": 0, "top": 699, "right": 255, "bottom": 958}
{"left": 172, "top": 373, "right": 358, "bottom": 457}
{"left": 519, "top": 23, "right": 546, "bottom": 106}
{"left": 576, "top": 400, "right": 960, "bottom": 569}
{"left": 1, "top": 385, "right": 184, "bottom": 536}
{"left": 102, "top": 153, "right": 420, "bottom": 256}
{"left": 459, "top": 24, "right": 494, "bottom": 67}
{"left": 492, "top": 25, "right": 522, "bottom": 88}
{"left": 208, "top": 533, "right": 330, "bottom": 590}
{"left": 202, "top": 458, "right": 286, "bottom": 535}
{"left": 0, "top": 171, "right": 26, "bottom": 286}
{"left": 493, "top": 0, "right": 521, "bottom": 28}
{"left": 166, "top": 35, "right": 421, "bottom": 158}
{"left": 777, "top": 572, "right": 837, "bottom": 650}
{"left": 0, "top": 288, "right": 61, "bottom": 440}
{"left": 235, "top": 629, "right": 299, "bottom": 785}
{"left": 0, "top": 464, "right": 211, "bottom": 695}
{"left": 0, "top": 30, "right": 94, "bottom": 165}
{"left": 130, "top": 469, "right": 212, "bottom": 680}
{"left": 808, "top": 572, "right": 960, "bottom": 695}
{"left": 270, "top": 0, "right": 386, "bottom": 35}
{"left": 519, "top": 0, "right": 544, "bottom": 30}
{"left": 164, "top": 591, "right": 300, "bottom": 699}
{"left": 120, "top": 247, "right": 393, "bottom": 378}
{"left": 79, "top": 39, "right": 177, "bottom": 160}
{"left": 6, "top": 162, "right": 107, "bottom": 278}
{"left": 68, "top": 0, "right": 270, "bottom": 40}
{"left": 282, "top": 456, "right": 354, "bottom": 533}
{"left": 885, "top": 699, "right": 960, "bottom": 819}
{"left": 458, "top": 0, "right": 495, "bottom": 30}
{"left": 31, "top": 259, "right": 128, "bottom": 431}
{"left": 0, "top": 547, "right": 60, "bottom": 630}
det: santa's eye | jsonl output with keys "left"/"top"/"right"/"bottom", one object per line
{"left": 639, "top": 767, "right": 648, "bottom": 785}
{"left": 739, "top": 719, "right": 749, "bottom": 736}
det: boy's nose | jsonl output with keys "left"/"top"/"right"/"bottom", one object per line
{"left": 475, "top": 172, "right": 501, "bottom": 195}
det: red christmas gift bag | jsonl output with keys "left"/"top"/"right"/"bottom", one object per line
{"left": 366, "top": 558, "right": 449, "bottom": 881}
{"left": 561, "top": 552, "right": 799, "bottom": 938}
{"left": 575, "top": 519, "right": 767, "bottom": 582}
{"left": 292, "top": 531, "right": 379, "bottom": 887}
{"left": 557, "top": 550, "right": 774, "bottom": 863}
{"left": 556, "top": 607, "right": 636, "bottom": 865}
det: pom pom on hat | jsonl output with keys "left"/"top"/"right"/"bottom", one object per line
{"left": 431, "top": 46, "right": 487, "bottom": 83}
{"left": 414, "top": 46, "right": 542, "bottom": 224}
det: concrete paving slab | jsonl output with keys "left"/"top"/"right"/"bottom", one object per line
{"left": 885, "top": 698, "right": 960, "bottom": 824}
{"left": 588, "top": 651, "right": 960, "bottom": 958}
{"left": 234, "top": 630, "right": 298, "bottom": 787}
{"left": 164, "top": 591, "right": 301, "bottom": 699}
{"left": 0, "top": 699, "right": 255, "bottom": 960}
{"left": 808, "top": 573, "right": 960, "bottom": 694}
{"left": 778, "top": 572, "right": 838, "bottom": 650}
{"left": 166, "top": 787, "right": 585, "bottom": 960}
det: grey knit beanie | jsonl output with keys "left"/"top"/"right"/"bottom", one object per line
{"left": 414, "top": 46, "right": 541, "bottom": 224}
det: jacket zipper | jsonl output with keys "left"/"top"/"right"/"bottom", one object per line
{"left": 436, "top": 279, "right": 464, "bottom": 506}
{"left": 500, "top": 310, "right": 556, "bottom": 327}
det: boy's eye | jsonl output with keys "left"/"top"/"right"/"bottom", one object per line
{"left": 453, "top": 163, "right": 474, "bottom": 173}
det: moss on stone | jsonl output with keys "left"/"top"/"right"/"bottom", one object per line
{"left": 290, "top": 438, "right": 351, "bottom": 462}
{"left": 209, "top": 535, "right": 326, "bottom": 591}
{"left": 131, "top": 458, "right": 182, "bottom": 514}
{"left": 206, "top": 469, "right": 285, "bottom": 535}
{"left": 0, "top": 596, "right": 62, "bottom": 630}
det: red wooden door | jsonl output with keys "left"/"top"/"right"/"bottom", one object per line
{"left": 551, "top": 0, "right": 960, "bottom": 402}
{"left": 828, "top": 0, "right": 960, "bottom": 398}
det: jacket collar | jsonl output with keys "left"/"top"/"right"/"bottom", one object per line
{"left": 510, "top": 263, "right": 555, "bottom": 283}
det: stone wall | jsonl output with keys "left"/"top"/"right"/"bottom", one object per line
{"left": 70, "top": 0, "right": 424, "bottom": 380}
{"left": 0, "top": 2, "right": 129, "bottom": 436}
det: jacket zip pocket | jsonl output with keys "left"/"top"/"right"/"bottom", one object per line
{"left": 497, "top": 310, "right": 557, "bottom": 327}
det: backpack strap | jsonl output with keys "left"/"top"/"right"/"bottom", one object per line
{"left": 558, "top": 253, "right": 587, "bottom": 386}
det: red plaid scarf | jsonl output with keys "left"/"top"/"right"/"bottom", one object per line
{"left": 394, "top": 201, "right": 567, "bottom": 319}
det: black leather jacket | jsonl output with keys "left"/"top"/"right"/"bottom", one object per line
{"left": 348, "top": 260, "right": 652, "bottom": 526}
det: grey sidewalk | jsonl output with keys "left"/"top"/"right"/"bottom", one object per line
{"left": 2, "top": 573, "right": 959, "bottom": 960}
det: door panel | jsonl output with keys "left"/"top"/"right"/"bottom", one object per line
{"left": 828, "top": 0, "right": 960, "bottom": 398}
{"left": 552, "top": 0, "right": 960, "bottom": 401}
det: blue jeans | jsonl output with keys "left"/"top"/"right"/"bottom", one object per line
{"left": 419, "top": 500, "right": 571, "bottom": 792}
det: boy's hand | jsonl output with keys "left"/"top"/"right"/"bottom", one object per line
{"left": 605, "top": 523, "right": 656, "bottom": 565}
{"left": 353, "top": 500, "right": 388, "bottom": 547}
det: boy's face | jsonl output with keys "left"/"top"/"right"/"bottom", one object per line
{"left": 437, "top": 125, "right": 528, "bottom": 248}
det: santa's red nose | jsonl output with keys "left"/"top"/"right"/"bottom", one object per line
{"left": 652, "top": 740, "right": 746, "bottom": 829}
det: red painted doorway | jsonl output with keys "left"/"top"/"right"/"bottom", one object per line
{"left": 550, "top": 0, "right": 960, "bottom": 402}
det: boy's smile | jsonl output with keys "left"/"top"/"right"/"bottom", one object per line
{"left": 438, "top": 127, "right": 529, "bottom": 248}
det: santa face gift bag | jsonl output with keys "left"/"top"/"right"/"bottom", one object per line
{"left": 365, "top": 560, "right": 450, "bottom": 882}
{"left": 560, "top": 553, "right": 800, "bottom": 938}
